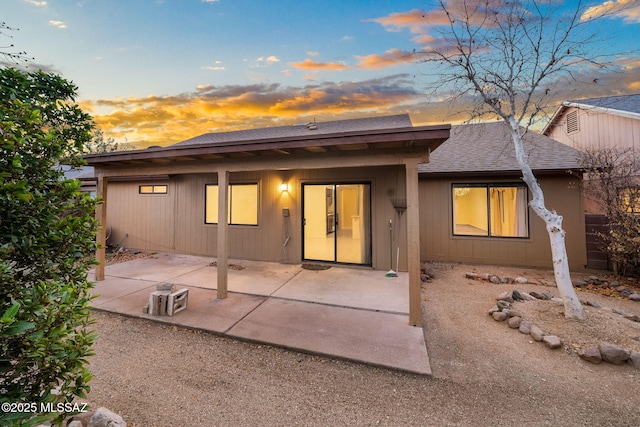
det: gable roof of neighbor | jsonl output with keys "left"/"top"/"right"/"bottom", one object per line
{"left": 542, "top": 93, "right": 640, "bottom": 135}
{"left": 85, "top": 114, "right": 450, "bottom": 167}
{"left": 419, "top": 122, "right": 582, "bottom": 176}
{"left": 175, "top": 114, "right": 414, "bottom": 146}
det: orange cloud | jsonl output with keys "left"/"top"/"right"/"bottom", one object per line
{"left": 356, "top": 49, "right": 415, "bottom": 69}
{"left": 288, "top": 58, "right": 349, "bottom": 71}
{"left": 87, "top": 76, "right": 425, "bottom": 148}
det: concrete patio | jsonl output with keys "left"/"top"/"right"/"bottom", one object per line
{"left": 89, "top": 252, "right": 431, "bottom": 375}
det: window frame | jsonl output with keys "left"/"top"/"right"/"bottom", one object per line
{"left": 204, "top": 182, "right": 260, "bottom": 226}
{"left": 139, "top": 184, "right": 168, "bottom": 194}
{"left": 451, "top": 183, "right": 530, "bottom": 239}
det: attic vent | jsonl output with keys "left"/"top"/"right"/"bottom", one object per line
{"left": 566, "top": 110, "right": 579, "bottom": 134}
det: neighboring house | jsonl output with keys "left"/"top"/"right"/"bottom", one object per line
{"left": 85, "top": 114, "right": 451, "bottom": 326}
{"left": 542, "top": 94, "right": 640, "bottom": 155}
{"left": 419, "top": 123, "right": 586, "bottom": 270}
{"left": 542, "top": 94, "right": 640, "bottom": 269}
{"left": 61, "top": 165, "right": 97, "bottom": 196}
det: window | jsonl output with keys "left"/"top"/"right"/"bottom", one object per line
{"left": 452, "top": 184, "right": 529, "bottom": 238}
{"left": 139, "top": 185, "right": 168, "bottom": 194}
{"left": 619, "top": 187, "right": 640, "bottom": 214}
{"left": 205, "top": 183, "right": 258, "bottom": 225}
{"left": 566, "top": 110, "right": 579, "bottom": 134}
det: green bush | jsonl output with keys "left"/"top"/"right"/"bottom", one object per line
{"left": 0, "top": 68, "right": 98, "bottom": 426}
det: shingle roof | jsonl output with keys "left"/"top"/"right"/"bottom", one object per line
{"left": 174, "top": 114, "right": 413, "bottom": 146}
{"left": 568, "top": 93, "right": 640, "bottom": 115}
{"left": 419, "top": 122, "right": 581, "bottom": 175}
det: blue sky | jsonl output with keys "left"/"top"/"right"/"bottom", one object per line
{"left": 3, "top": 0, "right": 640, "bottom": 147}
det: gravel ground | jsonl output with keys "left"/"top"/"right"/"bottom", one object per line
{"left": 84, "top": 263, "right": 640, "bottom": 426}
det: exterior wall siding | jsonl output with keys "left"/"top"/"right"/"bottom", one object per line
{"left": 419, "top": 175, "right": 587, "bottom": 270}
{"left": 105, "top": 166, "right": 406, "bottom": 270}
{"left": 546, "top": 106, "right": 640, "bottom": 154}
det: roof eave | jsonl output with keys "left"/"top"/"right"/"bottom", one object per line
{"left": 85, "top": 124, "right": 451, "bottom": 166}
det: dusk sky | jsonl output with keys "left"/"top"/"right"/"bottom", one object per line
{"left": 4, "top": 0, "right": 640, "bottom": 148}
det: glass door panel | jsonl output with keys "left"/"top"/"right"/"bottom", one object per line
{"left": 303, "top": 185, "right": 335, "bottom": 262}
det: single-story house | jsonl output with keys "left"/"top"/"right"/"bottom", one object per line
{"left": 84, "top": 115, "right": 587, "bottom": 325}
{"left": 85, "top": 114, "right": 451, "bottom": 326}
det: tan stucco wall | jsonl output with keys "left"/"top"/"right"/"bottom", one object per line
{"left": 419, "top": 174, "right": 587, "bottom": 271}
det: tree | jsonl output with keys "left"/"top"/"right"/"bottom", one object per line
{"left": 1, "top": 22, "right": 33, "bottom": 66}
{"left": 0, "top": 68, "right": 98, "bottom": 426}
{"left": 579, "top": 147, "right": 640, "bottom": 276}
{"left": 418, "top": 0, "right": 628, "bottom": 319}
{"left": 85, "top": 129, "right": 136, "bottom": 154}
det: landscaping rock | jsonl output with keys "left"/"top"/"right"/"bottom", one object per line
{"left": 628, "top": 293, "right": 640, "bottom": 301}
{"left": 496, "top": 300, "right": 511, "bottom": 310}
{"left": 508, "top": 316, "right": 522, "bottom": 329}
{"left": 519, "top": 292, "right": 538, "bottom": 301}
{"left": 492, "top": 311, "right": 508, "bottom": 322}
{"left": 578, "top": 347, "right": 602, "bottom": 364}
{"left": 514, "top": 277, "right": 528, "bottom": 284}
{"left": 465, "top": 272, "right": 480, "bottom": 280}
{"left": 530, "top": 325, "right": 545, "bottom": 342}
{"left": 518, "top": 321, "right": 532, "bottom": 334}
{"left": 586, "top": 301, "right": 601, "bottom": 308}
{"left": 512, "top": 290, "right": 525, "bottom": 301}
{"left": 496, "top": 292, "right": 512, "bottom": 302}
{"left": 488, "top": 305, "right": 500, "bottom": 315}
{"left": 88, "top": 407, "right": 126, "bottom": 427}
{"left": 489, "top": 275, "right": 501, "bottom": 284}
{"left": 629, "top": 351, "right": 640, "bottom": 370}
{"left": 543, "top": 335, "right": 562, "bottom": 349}
{"left": 550, "top": 297, "right": 564, "bottom": 303}
{"left": 573, "top": 280, "right": 588, "bottom": 287}
{"left": 598, "top": 343, "right": 631, "bottom": 365}
{"left": 623, "top": 314, "right": 640, "bottom": 322}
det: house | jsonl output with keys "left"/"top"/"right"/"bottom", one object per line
{"left": 419, "top": 122, "right": 586, "bottom": 270}
{"left": 542, "top": 93, "right": 640, "bottom": 155}
{"left": 85, "top": 114, "right": 451, "bottom": 326}
{"left": 84, "top": 115, "right": 588, "bottom": 325}
{"left": 542, "top": 94, "right": 640, "bottom": 270}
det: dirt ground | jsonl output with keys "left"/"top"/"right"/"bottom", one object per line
{"left": 83, "top": 262, "right": 640, "bottom": 426}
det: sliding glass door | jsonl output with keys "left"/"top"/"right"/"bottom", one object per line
{"left": 302, "top": 183, "right": 371, "bottom": 265}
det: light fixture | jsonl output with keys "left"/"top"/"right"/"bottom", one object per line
{"left": 279, "top": 183, "right": 288, "bottom": 192}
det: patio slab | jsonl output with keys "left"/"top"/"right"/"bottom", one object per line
{"left": 274, "top": 267, "right": 409, "bottom": 313}
{"left": 171, "top": 260, "right": 302, "bottom": 296}
{"left": 227, "top": 298, "right": 431, "bottom": 374}
{"left": 90, "top": 254, "right": 431, "bottom": 375}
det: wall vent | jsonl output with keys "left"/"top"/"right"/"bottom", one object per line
{"left": 566, "top": 110, "right": 579, "bottom": 134}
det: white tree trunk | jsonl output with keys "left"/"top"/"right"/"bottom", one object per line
{"left": 506, "top": 118, "right": 584, "bottom": 320}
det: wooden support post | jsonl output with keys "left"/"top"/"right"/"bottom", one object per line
{"left": 217, "top": 169, "right": 229, "bottom": 299}
{"left": 405, "top": 159, "right": 422, "bottom": 327}
{"left": 95, "top": 175, "right": 108, "bottom": 281}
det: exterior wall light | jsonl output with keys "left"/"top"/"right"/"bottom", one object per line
{"left": 280, "top": 183, "right": 288, "bottom": 192}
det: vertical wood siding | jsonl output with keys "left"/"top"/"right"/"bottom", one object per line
{"left": 105, "top": 166, "right": 406, "bottom": 270}
{"left": 419, "top": 175, "right": 587, "bottom": 270}
{"left": 546, "top": 107, "right": 640, "bottom": 154}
